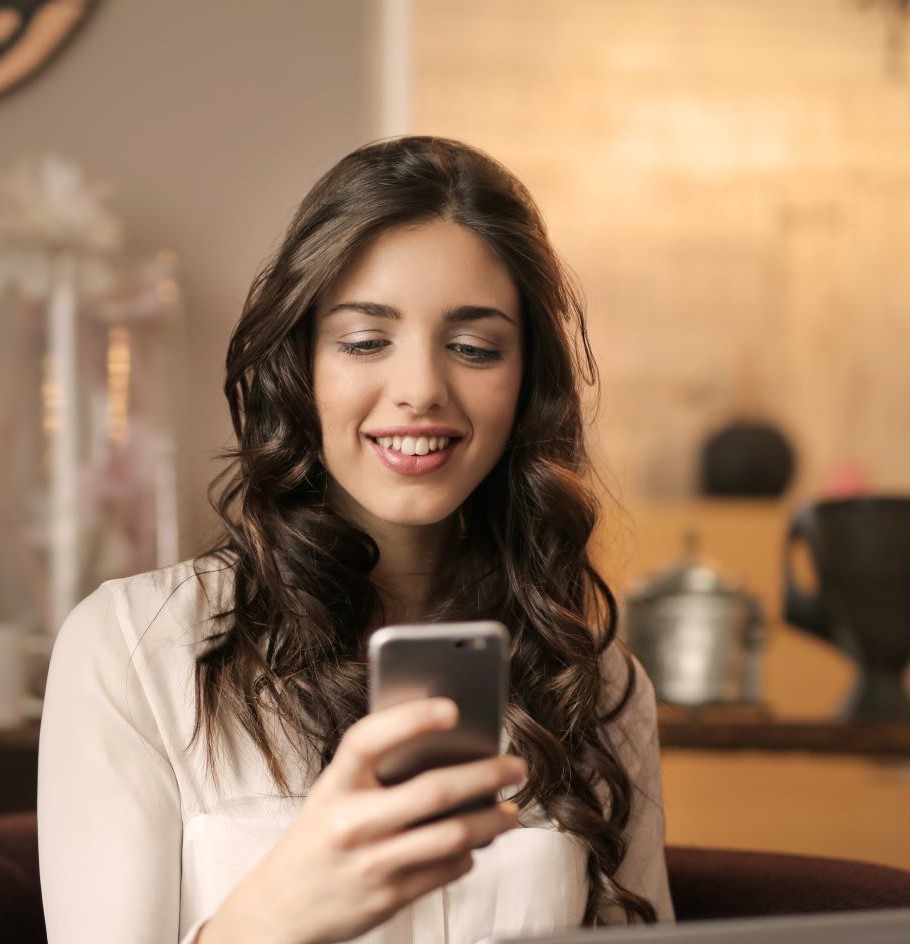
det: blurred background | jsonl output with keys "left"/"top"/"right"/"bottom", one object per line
{"left": 0, "top": 0, "right": 908, "bottom": 873}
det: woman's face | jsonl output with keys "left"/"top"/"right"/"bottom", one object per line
{"left": 313, "top": 219, "right": 523, "bottom": 532}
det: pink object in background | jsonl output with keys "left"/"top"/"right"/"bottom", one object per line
{"left": 823, "top": 461, "right": 870, "bottom": 499}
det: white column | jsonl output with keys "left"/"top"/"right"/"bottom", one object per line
{"left": 47, "top": 251, "right": 80, "bottom": 635}
{"left": 377, "top": 0, "right": 412, "bottom": 138}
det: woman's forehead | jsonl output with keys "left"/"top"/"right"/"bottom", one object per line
{"left": 319, "top": 219, "right": 521, "bottom": 323}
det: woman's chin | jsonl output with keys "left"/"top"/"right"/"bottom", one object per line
{"left": 370, "top": 502, "right": 461, "bottom": 531}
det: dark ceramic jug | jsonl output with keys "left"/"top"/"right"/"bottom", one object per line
{"left": 784, "top": 497, "right": 910, "bottom": 719}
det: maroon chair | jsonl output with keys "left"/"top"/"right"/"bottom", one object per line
{"left": 3, "top": 811, "right": 910, "bottom": 941}
{"left": 666, "top": 845, "right": 910, "bottom": 920}
{"left": 0, "top": 811, "right": 45, "bottom": 943}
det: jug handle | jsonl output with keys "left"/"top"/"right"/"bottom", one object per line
{"left": 783, "top": 504, "right": 832, "bottom": 642}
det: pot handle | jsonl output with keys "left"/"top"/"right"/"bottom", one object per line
{"left": 783, "top": 503, "right": 832, "bottom": 642}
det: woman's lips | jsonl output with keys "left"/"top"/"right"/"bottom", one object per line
{"left": 367, "top": 437, "right": 458, "bottom": 476}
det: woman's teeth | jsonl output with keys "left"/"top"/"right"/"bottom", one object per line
{"left": 375, "top": 435, "right": 450, "bottom": 456}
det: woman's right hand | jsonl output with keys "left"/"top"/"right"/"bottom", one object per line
{"left": 199, "top": 698, "right": 527, "bottom": 944}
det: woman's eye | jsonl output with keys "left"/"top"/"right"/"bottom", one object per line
{"left": 449, "top": 343, "right": 503, "bottom": 364}
{"left": 337, "top": 339, "right": 389, "bottom": 357}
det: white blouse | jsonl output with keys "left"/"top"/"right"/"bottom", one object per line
{"left": 38, "top": 559, "right": 674, "bottom": 943}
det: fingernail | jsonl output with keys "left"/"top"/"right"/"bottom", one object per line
{"left": 433, "top": 698, "right": 458, "bottom": 722}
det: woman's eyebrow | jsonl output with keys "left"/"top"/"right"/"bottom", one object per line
{"left": 325, "top": 302, "right": 517, "bottom": 326}
{"left": 445, "top": 305, "right": 517, "bottom": 326}
{"left": 326, "top": 301, "right": 399, "bottom": 319}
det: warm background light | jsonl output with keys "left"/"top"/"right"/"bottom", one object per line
{"left": 413, "top": 0, "right": 910, "bottom": 500}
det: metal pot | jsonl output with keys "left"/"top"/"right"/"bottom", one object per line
{"left": 622, "top": 534, "right": 765, "bottom": 706}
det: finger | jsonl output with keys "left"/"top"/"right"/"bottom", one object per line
{"left": 361, "top": 801, "right": 519, "bottom": 878}
{"left": 326, "top": 698, "right": 458, "bottom": 788}
{"left": 344, "top": 852, "right": 473, "bottom": 938}
{"left": 314, "top": 753, "right": 525, "bottom": 852}
{"left": 386, "top": 852, "right": 475, "bottom": 911}
{"left": 314, "top": 754, "right": 525, "bottom": 851}
{"left": 369, "top": 754, "right": 526, "bottom": 837}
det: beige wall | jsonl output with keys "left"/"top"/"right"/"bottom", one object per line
{"left": 0, "top": 0, "right": 374, "bottom": 557}
{"left": 413, "top": 0, "right": 910, "bottom": 501}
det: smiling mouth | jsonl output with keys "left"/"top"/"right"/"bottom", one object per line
{"left": 368, "top": 434, "right": 459, "bottom": 456}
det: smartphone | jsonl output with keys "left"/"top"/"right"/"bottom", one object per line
{"left": 368, "top": 621, "right": 509, "bottom": 809}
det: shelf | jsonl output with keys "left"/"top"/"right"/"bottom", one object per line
{"left": 658, "top": 705, "right": 910, "bottom": 756}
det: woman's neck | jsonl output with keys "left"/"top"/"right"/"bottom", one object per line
{"left": 326, "top": 483, "right": 458, "bottom": 626}
{"left": 369, "top": 517, "right": 457, "bottom": 625}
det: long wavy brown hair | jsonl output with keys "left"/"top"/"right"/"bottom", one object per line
{"left": 196, "top": 136, "right": 656, "bottom": 924}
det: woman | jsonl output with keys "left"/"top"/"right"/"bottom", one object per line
{"left": 38, "top": 137, "right": 673, "bottom": 943}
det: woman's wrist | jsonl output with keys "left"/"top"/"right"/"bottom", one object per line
{"left": 196, "top": 913, "right": 242, "bottom": 944}
{"left": 196, "top": 865, "right": 316, "bottom": 944}
{"left": 196, "top": 892, "right": 284, "bottom": 944}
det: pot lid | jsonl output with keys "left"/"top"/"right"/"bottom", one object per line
{"left": 630, "top": 532, "right": 744, "bottom": 599}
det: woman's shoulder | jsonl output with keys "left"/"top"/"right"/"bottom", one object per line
{"left": 600, "top": 639, "right": 656, "bottom": 716}
{"left": 57, "top": 555, "right": 236, "bottom": 659}
{"left": 598, "top": 640, "right": 660, "bottom": 778}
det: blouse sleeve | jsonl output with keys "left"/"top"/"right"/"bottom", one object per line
{"left": 38, "top": 583, "right": 204, "bottom": 943}
{"left": 599, "top": 648, "right": 675, "bottom": 923}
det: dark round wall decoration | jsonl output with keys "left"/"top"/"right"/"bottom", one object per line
{"left": 0, "top": 0, "right": 98, "bottom": 99}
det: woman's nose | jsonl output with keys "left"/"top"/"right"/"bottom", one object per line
{"left": 388, "top": 344, "right": 449, "bottom": 413}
